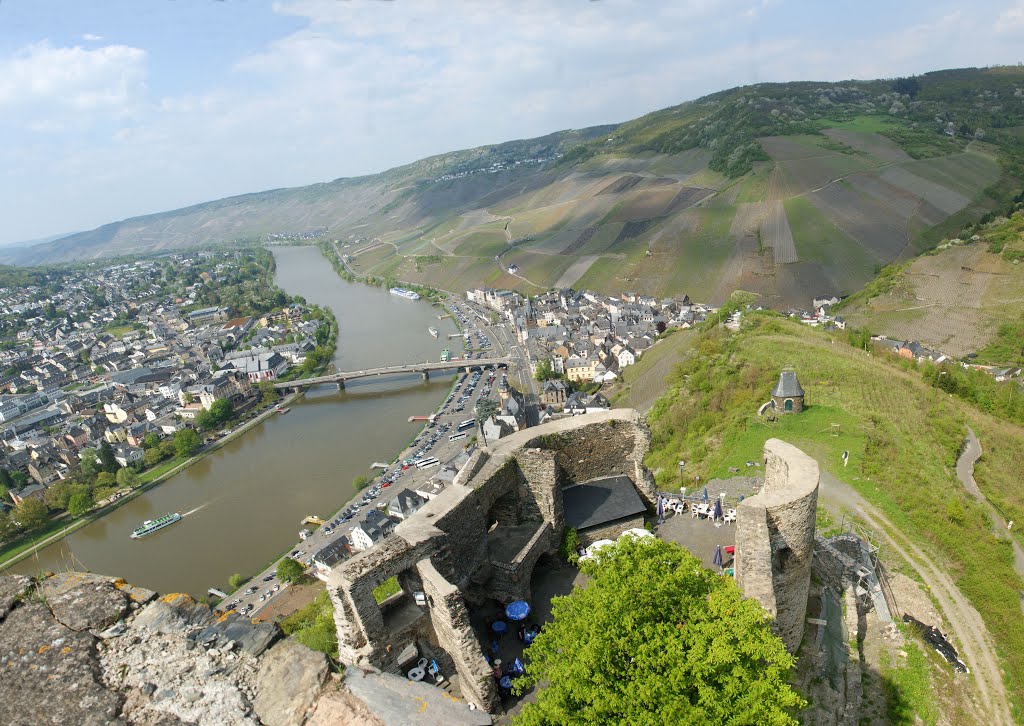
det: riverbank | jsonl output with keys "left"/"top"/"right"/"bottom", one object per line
{"left": 0, "top": 388, "right": 305, "bottom": 572}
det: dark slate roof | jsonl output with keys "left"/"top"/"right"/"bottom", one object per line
{"left": 771, "top": 371, "right": 804, "bottom": 398}
{"left": 314, "top": 536, "right": 351, "bottom": 568}
{"left": 563, "top": 475, "right": 647, "bottom": 531}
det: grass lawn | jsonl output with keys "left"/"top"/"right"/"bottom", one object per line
{"left": 645, "top": 315, "right": 1024, "bottom": 714}
{"left": 815, "top": 115, "right": 901, "bottom": 133}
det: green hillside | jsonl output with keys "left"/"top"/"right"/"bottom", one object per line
{"left": 641, "top": 313, "right": 1024, "bottom": 720}
{"left": 840, "top": 206, "right": 1024, "bottom": 362}
{"left": 13, "top": 67, "right": 1024, "bottom": 308}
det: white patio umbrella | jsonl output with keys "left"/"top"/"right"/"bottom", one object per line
{"left": 619, "top": 528, "right": 655, "bottom": 541}
{"left": 585, "top": 539, "right": 616, "bottom": 557}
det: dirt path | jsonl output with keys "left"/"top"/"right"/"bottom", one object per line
{"left": 817, "top": 470, "right": 1013, "bottom": 726}
{"left": 956, "top": 429, "right": 1024, "bottom": 615}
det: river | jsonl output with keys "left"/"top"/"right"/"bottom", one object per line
{"left": 10, "top": 246, "right": 459, "bottom": 595}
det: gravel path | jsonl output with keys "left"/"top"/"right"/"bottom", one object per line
{"left": 956, "top": 428, "right": 1024, "bottom": 615}
{"left": 817, "top": 469, "right": 1013, "bottom": 726}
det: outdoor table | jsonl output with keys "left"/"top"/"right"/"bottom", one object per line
{"left": 491, "top": 620, "right": 508, "bottom": 635}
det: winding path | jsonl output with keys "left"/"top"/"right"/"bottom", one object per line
{"left": 956, "top": 428, "right": 1024, "bottom": 615}
{"left": 817, "top": 470, "right": 1013, "bottom": 726}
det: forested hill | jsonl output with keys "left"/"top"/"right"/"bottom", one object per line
{"left": 12, "top": 67, "right": 1024, "bottom": 309}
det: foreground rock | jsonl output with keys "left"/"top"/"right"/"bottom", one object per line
{"left": 0, "top": 572, "right": 490, "bottom": 726}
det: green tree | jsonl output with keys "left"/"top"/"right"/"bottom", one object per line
{"left": 143, "top": 448, "right": 165, "bottom": 467}
{"left": 277, "top": 557, "right": 305, "bottom": 583}
{"left": 13, "top": 498, "right": 49, "bottom": 531}
{"left": 95, "top": 471, "right": 116, "bottom": 489}
{"left": 116, "top": 467, "right": 140, "bottom": 489}
{"left": 44, "top": 481, "right": 73, "bottom": 510}
{"left": 228, "top": 573, "right": 247, "bottom": 590}
{"left": 68, "top": 490, "right": 94, "bottom": 517}
{"left": 79, "top": 449, "right": 99, "bottom": 479}
{"left": 159, "top": 439, "right": 177, "bottom": 460}
{"left": 257, "top": 380, "right": 278, "bottom": 404}
{"left": 195, "top": 409, "right": 218, "bottom": 431}
{"left": 99, "top": 440, "right": 120, "bottom": 473}
{"left": 0, "top": 509, "right": 19, "bottom": 541}
{"left": 0, "top": 468, "right": 12, "bottom": 491}
{"left": 142, "top": 433, "right": 161, "bottom": 450}
{"left": 174, "top": 429, "right": 202, "bottom": 458}
{"left": 353, "top": 475, "right": 371, "bottom": 490}
{"left": 209, "top": 398, "right": 233, "bottom": 425}
{"left": 513, "top": 537, "right": 805, "bottom": 725}
{"left": 534, "top": 358, "right": 557, "bottom": 381}
{"left": 475, "top": 398, "right": 499, "bottom": 446}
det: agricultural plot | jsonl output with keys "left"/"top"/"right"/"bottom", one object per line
{"left": 821, "top": 129, "right": 911, "bottom": 162}
{"left": 778, "top": 157, "right": 853, "bottom": 196}
{"left": 806, "top": 182, "right": 907, "bottom": 262}
{"left": 553, "top": 254, "right": 601, "bottom": 290}
{"left": 507, "top": 201, "right": 576, "bottom": 237}
{"left": 645, "top": 148, "right": 712, "bottom": 178}
{"left": 759, "top": 135, "right": 831, "bottom": 160}
{"left": 843, "top": 244, "right": 1023, "bottom": 357}
{"left": 501, "top": 250, "right": 577, "bottom": 289}
{"left": 594, "top": 174, "right": 645, "bottom": 196}
{"left": 605, "top": 187, "right": 681, "bottom": 223}
{"left": 559, "top": 223, "right": 625, "bottom": 256}
{"left": 900, "top": 152, "right": 1000, "bottom": 199}
{"left": 879, "top": 166, "right": 970, "bottom": 215}
{"left": 844, "top": 172, "right": 926, "bottom": 220}
{"left": 784, "top": 196, "right": 877, "bottom": 295}
{"left": 662, "top": 186, "right": 715, "bottom": 215}
{"left": 729, "top": 202, "right": 768, "bottom": 238}
{"left": 760, "top": 201, "right": 799, "bottom": 264}
{"left": 452, "top": 230, "right": 509, "bottom": 258}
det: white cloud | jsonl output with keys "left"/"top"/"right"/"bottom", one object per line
{"left": 0, "top": 41, "right": 146, "bottom": 128}
{"left": 82, "top": 33, "right": 104, "bottom": 42}
{"left": 996, "top": 1, "right": 1024, "bottom": 33}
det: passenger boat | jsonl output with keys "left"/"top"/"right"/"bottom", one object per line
{"left": 389, "top": 287, "right": 421, "bottom": 301}
{"left": 428, "top": 326, "right": 439, "bottom": 338}
{"left": 275, "top": 405, "right": 290, "bottom": 414}
{"left": 131, "top": 513, "right": 181, "bottom": 539}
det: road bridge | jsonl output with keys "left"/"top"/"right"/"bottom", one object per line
{"left": 273, "top": 356, "right": 512, "bottom": 391}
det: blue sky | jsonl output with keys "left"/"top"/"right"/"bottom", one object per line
{"left": 1, "top": 0, "right": 1023, "bottom": 246}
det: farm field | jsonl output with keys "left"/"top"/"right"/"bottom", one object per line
{"left": 841, "top": 242, "right": 1024, "bottom": 358}
{"left": 608, "top": 329, "right": 696, "bottom": 412}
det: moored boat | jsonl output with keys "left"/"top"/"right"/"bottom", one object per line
{"left": 131, "top": 512, "right": 182, "bottom": 539}
{"left": 389, "top": 287, "right": 421, "bottom": 301}
{"left": 428, "top": 326, "right": 439, "bottom": 338}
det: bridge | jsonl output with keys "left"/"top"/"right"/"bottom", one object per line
{"left": 273, "top": 356, "right": 512, "bottom": 391}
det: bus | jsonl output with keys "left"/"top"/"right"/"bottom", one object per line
{"left": 415, "top": 457, "right": 440, "bottom": 469}
{"left": 457, "top": 419, "right": 475, "bottom": 432}
{"left": 449, "top": 432, "right": 468, "bottom": 442}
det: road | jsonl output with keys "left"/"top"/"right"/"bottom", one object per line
{"left": 818, "top": 469, "right": 1013, "bottom": 726}
{"left": 218, "top": 298, "right": 535, "bottom": 618}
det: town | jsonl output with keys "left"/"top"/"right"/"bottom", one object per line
{"left": 0, "top": 249, "right": 333, "bottom": 540}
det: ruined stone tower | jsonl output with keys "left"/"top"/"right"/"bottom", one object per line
{"left": 735, "top": 438, "right": 819, "bottom": 653}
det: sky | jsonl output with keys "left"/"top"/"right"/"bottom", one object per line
{"left": 1, "top": 0, "right": 1023, "bottom": 246}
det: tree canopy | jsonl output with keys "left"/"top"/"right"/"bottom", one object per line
{"left": 513, "top": 537, "right": 805, "bottom": 726}
{"left": 13, "top": 498, "right": 49, "bottom": 531}
{"left": 277, "top": 557, "right": 305, "bottom": 583}
{"left": 174, "top": 428, "right": 202, "bottom": 458}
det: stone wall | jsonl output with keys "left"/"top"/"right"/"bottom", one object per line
{"left": 327, "top": 409, "right": 653, "bottom": 713}
{"left": 576, "top": 513, "right": 646, "bottom": 548}
{"left": 735, "top": 438, "right": 819, "bottom": 653}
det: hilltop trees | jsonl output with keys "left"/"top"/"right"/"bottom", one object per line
{"left": 514, "top": 537, "right": 804, "bottom": 725}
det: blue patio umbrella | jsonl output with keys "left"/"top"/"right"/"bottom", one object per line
{"left": 506, "top": 600, "right": 531, "bottom": 621}
{"left": 702, "top": 487, "right": 709, "bottom": 502}
{"left": 712, "top": 545, "right": 723, "bottom": 568}
{"left": 713, "top": 498, "right": 723, "bottom": 521}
